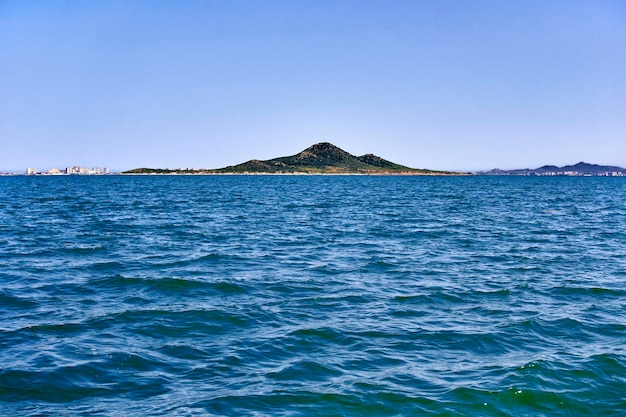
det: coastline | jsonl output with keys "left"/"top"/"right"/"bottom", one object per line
{"left": 119, "top": 171, "right": 469, "bottom": 176}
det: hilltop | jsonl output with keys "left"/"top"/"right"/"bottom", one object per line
{"left": 125, "top": 143, "right": 457, "bottom": 175}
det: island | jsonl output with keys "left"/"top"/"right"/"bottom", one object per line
{"left": 124, "top": 142, "right": 461, "bottom": 175}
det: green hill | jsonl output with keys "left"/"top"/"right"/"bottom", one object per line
{"left": 124, "top": 142, "right": 457, "bottom": 175}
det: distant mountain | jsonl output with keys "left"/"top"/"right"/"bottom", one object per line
{"left": 125, "top": 142, "right": 459, "bottom": 175}
{"left": 481, "top": 162, "right": 626, "bottom": 176}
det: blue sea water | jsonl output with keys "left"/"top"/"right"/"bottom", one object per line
{"left": 1, "top": 175, "right": 625, "bottom": 416}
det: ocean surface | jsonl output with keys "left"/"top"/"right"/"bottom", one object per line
{"left": 1, "top": 175, "right": 625, "bottom": 416}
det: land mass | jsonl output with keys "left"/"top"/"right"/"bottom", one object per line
{"left": 124, "top": 142, "right": 459, "bottom": 175}
{"left": 480, "top": 162, "right": 626, "bottom": 176}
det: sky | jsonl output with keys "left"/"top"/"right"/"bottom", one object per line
{"left": 1, "top": 0, "right": 625, "bottom": 172}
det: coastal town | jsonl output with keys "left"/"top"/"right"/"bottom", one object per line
{"left": 0, "top": 166, "right": 112, "bottom": 176}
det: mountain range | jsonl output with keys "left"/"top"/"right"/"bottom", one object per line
{"left": 125, "top": 142, "right": 457, "bottom": 175}
{"left": 124, "top": 143, "right": 625, "bottom": 176}
{"left": 481, "top": 162, "right": 626, "bottom": 176}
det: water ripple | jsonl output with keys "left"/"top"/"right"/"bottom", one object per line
{"left": 1, "top": 175, "right": 626, "bottom": 415}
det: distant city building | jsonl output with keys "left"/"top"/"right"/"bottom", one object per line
{"left": 23, "top": 166, "right": 112, "bottom": 175}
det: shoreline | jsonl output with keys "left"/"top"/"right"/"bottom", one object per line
{"left": 120, "top": 171, "right": 468, "bottom": 176}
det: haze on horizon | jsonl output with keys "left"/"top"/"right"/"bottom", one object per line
{"left": 2, "top": 1, "right": 625, "bottom": 172}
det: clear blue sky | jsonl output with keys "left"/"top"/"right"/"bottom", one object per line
{"left": 2, "top": 0, "right": 625, "bottom": 171}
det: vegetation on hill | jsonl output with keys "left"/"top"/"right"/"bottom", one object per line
{"left": 124, "top": 142, "right": 458, "bottom": 175}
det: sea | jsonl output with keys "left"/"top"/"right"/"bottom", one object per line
{"left": 1, "top": 175, "right": 625, "bottom": 416}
